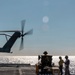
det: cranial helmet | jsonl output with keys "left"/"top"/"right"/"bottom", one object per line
{"left": 43, "top": 51, "right": 48, "bottom": 55}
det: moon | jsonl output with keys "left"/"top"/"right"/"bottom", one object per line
{"left": 42, "top": 16, "right": 49, "bottom": 23}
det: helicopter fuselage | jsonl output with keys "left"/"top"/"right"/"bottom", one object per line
{"left": 0, "top": 32, "right": 21, "bottom": 53}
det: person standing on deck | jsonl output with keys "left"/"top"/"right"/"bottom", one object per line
{"left": 58, "top": 56, "right": 64, "bottom": 75}
{"left": 64, "top": 55, "right": 70, "bottom": 75}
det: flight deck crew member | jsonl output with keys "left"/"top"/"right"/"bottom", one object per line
{"left": 58, "top": 56, "right": 64, "bottom": 75}
{"left": 65, "top": 55, "right": 70, "bottom": 75}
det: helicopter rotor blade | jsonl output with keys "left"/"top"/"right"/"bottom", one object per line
{"left": 19, "top": 19, "right": 33, "bottom": 50}
{"left": 23, "top": 29, "right": 33, "bottom": 36}
{"left": 20, "top": 37, "right": 24, "bottom": 50}
{"left": 21, "top": 20, "right": 25, "bottom": 35}
{"left": 20, "top": 20, "right": 25, "bottom": 50}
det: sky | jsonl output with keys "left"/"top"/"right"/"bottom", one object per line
{"left": 0, "top": 0, "right": 75, "bottom": 56}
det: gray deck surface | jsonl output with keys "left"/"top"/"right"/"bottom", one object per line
{"left": 0, "top": 66, "right": 74, "bottom": 75}
{"left": 0, "top": 66, "right": 36, "bottom": 75}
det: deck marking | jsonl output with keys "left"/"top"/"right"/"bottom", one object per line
{"left": 19, "top": 67, "right": 22, "bottom": 75}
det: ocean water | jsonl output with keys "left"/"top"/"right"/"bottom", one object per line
{"left": 0, "top": 56, "right": 75, "bottom": 74}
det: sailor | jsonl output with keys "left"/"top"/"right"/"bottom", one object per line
{"left": 58, "top": 56, "right": 64, "bottom": 75}
{"left": 64, "top": 55, "right": 70, "bottom": 75}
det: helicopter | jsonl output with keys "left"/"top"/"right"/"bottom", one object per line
{"left": 0, "top": 20, "right": 33, "bottom": 53}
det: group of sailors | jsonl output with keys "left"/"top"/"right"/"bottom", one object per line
{"left": 59, "top": 55, "right": 70, "bottom": 75}
{"left": 36, "top": 51, "right": 70, "bottom": 75}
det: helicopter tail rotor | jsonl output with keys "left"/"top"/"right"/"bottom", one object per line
{"left": 20, "top": 20, "right": 33, "bottom": 50}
